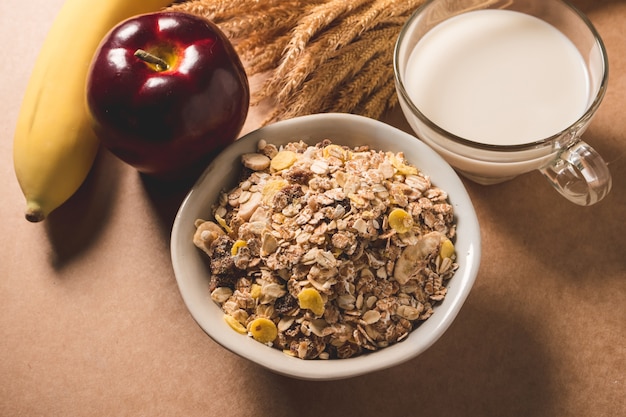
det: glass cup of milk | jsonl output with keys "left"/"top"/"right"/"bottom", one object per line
{"left": 394, "top": 0, "right": 611, "bottom": 205}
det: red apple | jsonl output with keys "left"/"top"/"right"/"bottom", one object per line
{"left": 86, "top": 11, "right": 249, "bottom": 180}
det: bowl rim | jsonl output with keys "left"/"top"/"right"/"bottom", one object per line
{"left": 171, "top": 113, "right": 481, "bottom": 380}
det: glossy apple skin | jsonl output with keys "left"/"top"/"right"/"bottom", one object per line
{"left": 87, "top": 11, "right": 249, "bottom": 180}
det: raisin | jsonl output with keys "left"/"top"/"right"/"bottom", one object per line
{"left": 275, "top": 293, "right": 298, "bottom": 314}
{"left": 285, "top": 167, "right": 313, "bottom": 185}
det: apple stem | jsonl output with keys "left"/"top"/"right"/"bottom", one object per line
{"left": 134, "top": 49, "right": 169, "bottom": 71}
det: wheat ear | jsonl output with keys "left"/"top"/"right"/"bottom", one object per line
{"left": 258, "top": 0, "right": 422, "bottom": 104}
{"left": 168, "top": 0, "right": 299, "bottom": 22}
{"left": 263, "top": 0, "right": 373, "bottom": 97}
{"left": 359, "top": 78, "right": 398, "bottom": 120}
{"left": 333, "top": 49, "right": 394, "bottom": 114}
{"left": 264, "top": 26, "right": 397, "bottom": 123}
{"left": 217, "top": 3, "right": 307, "bottom": 39}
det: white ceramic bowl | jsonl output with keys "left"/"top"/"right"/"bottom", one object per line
{"left": 171, "top": 113, "right": 481, "bottom": 380}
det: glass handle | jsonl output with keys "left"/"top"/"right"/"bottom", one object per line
{"left": 539, "top": 140, "right": 612, "bottom": 206}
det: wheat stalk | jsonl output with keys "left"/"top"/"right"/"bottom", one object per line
{"left": 359, "top": 78, "right": 398, "bottom": 118}
{"left": 263, "top": 0, "right": 373, "bottom": 94}
{"left": 170, "top": 0, "right": 426, "bottom": 124}
{"left": 236, "top": 33, "right": 291, "bottom": 74}
{"left": 279, "top": 26, "right": 397, "bottom": 117}
{"left": 334, "top": 49, "right": 394, "bottom": 114}
{"left": 217, "top": 4, "right": 306, "bottom": 39}
{"left": 260, "top": 0, "right": 424, "bottom": 105}
{"left": 322, "top": 0, "right": 422, "bottom": 48}
{"left": 169, "top": 0, "right": 309, "bottom": 23}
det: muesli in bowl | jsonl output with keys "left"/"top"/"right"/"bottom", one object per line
{"left": 193, "top": 139, "right": 457, "bottom": 360}
{"left": 171, "top": 113, "right": 480, "bottom": 380}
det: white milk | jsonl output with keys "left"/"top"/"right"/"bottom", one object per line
{"left": 404, "top": 9, "right": 590, "bottom": 146}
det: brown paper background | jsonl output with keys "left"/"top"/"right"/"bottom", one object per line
{"left": 0, "top": 0, "right": 624, "bottom": 416}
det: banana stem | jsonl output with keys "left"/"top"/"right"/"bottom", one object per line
{"left": 25, "top": 201, "right": 46, "bottom": 222}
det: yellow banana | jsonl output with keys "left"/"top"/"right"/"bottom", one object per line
{"left": 13, "top": 0, "right": 173, "bottom": 222}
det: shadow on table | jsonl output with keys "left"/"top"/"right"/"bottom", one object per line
{"left": 250, "top": 295, "right": 555, "bottom": 417}
{"left": 44, "top": 149, "right": 122, "bottom": 270}
{"left": 138, "top": 172, "right": 197, "bottom": 245}
{"left": 463, "top": 156, "right": 626, "bottom": 285}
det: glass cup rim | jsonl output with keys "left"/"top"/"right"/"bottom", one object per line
{"left": 393, "top": 0, "right": 609, "bottom": 153}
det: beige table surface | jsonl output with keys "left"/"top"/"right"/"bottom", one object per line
{"left": 1, "top": 0, "right": 624, "bottom": 416}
